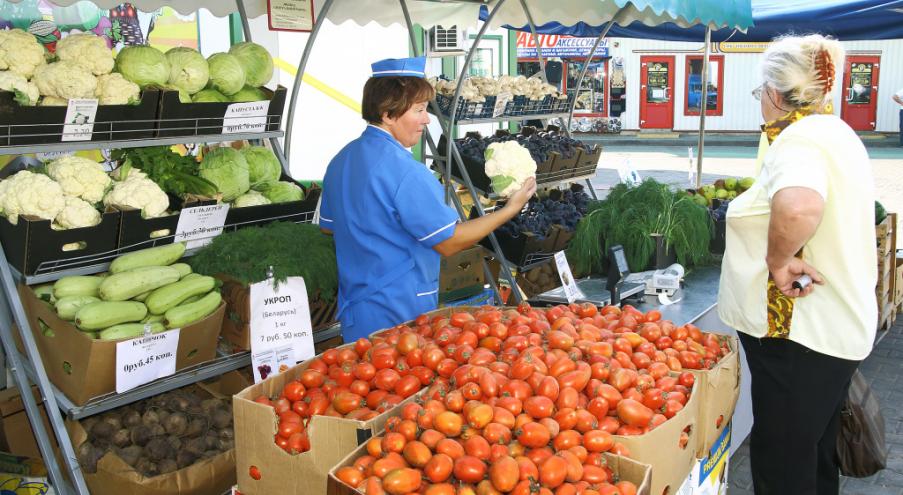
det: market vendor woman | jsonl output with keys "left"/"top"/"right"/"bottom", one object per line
{"left": 320, "top": 57, "right": 536, "bottom": 341}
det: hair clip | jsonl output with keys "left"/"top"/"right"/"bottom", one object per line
{"left": 815, "top": 48, "right": 835, "bottom": 93}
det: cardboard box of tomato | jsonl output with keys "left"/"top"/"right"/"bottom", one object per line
{"left": 327, "top": 445, "right": 653, "bottom": 495}
{"left": 688, "top": 335, "right": 741, "bottom": 459}
{"left": 233, "top": 343, "right": 425, "bottom": 495}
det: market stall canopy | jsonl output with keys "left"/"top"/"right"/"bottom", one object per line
{"left": 493, "top": 0, "right": 903, "bottom": 41}
{"left": 8, "top": 0, "right": 752, "bottom": 31}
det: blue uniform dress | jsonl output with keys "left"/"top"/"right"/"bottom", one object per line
{"left": 320, "top": 125, "right": 459, "bottom": 342}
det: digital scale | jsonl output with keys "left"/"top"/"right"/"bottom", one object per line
{"left": 624, "top": 263, "right": 686, "bottom": 297}
{"left": 529, "top": 245, "right": 647, "bottom": 307}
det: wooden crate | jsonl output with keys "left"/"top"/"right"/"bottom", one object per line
{"left": 876, "top": 213, "right": 897, "bottom": 330}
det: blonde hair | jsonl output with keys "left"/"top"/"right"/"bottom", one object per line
{"left": 761, "top": 34, "right": 845, "bottom": 109}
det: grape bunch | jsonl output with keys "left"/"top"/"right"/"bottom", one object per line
{"left": 455, "top": 131, "right": 586, "bottom": 165}
{"left": 497, "top": 184, "right": 593, "bottom": 239}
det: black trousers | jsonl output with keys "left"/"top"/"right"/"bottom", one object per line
{"left": 739, "top": 332, "right": 860, "bottom": 495}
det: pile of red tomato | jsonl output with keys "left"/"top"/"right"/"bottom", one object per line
{"left": 255, "top": 303, "right": 731, "bottom": 493}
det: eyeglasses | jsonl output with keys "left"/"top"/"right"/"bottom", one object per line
{"left": 752, "top": 84, "right": 765, "bottom": 101}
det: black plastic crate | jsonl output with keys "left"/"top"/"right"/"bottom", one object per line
{"left": 157, "top": 86, "right": 287, "bottom": 138}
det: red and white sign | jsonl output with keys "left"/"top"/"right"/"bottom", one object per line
{"left": 516, "top": 33, "right": 609, "bottom": 58}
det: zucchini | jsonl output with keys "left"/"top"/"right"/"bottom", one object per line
{"left": 142, "top": 314, "right": 165, "bottom": 324}
{"left": 53, "top": 276, "right": 103, "bottom": 299}
{"left": 146, "top": 276, "right": 216, "bottom": 315}
{"left": 75, "top": 301, "right": 148, "bottom": 331}
{"left": 180, "top": 273, "right": 203, "bottom": 281}
{"left": 98, "top": 322, "right": 166, "bottom": 341}
{"left": 54, "top": 296, "right": 100, "bottom": 321}
{"left": 33, "top": 284, "right": 56, "bottom": 304}
{"left": 109, "top": 243, "right": 186, "bottom": 274}
{"left": 180, "top": 293, "right": 205, "bottom": 305}
{"left": 164, "top": 291, "right": 221, "bottom": 329}
{"left": 133, "top": 291, "right": 150, "bottom": 302}
{"left": 171, "top": 263, "right": 193, "bottom": 278}
{"left": 98, "top": 266, "right": 181, "bottom": 301}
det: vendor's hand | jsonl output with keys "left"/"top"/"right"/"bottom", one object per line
{"left": 769, "top": 257, "right": 824, "bottom": 298}
{"left": 507, "top": 177, "right": 537, "bottom": 211}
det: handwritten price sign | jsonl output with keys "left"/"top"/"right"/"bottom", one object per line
{"left": 174, "top": 204, "right": 230, "bottom": 249}
{"left": 115, "top": 329, "right": 180, "bottom": 393}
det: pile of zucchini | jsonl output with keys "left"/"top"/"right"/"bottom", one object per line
{"left": 32, "top": 243, "right": 222, "bottom": 341}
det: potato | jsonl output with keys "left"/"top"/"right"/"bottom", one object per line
{"left": 142, "top": 409, "right": 160, "bottom": 426}
{"left": 117, "top": 445, "right": 142, "bottom": 467}
{"left": 212, "top": 409, "right": 232, "bottom": 430}
{"left": 163, "top": 412, "right": 188, "bottom": 436}
{"left": 185, "top": 417, "right": 207, "bottom": 438}
{"left": 123, "top": 410, "right": 142, "bottom": 428}
{"left": 77, "top": 442, "right": 103, "bottom": 473}
{"left": 176, "top": 449, "right": 199, "bottom": 469}
{"left": 112, "top": 429, "right": 131, "bottom": 448}
{"left": 130, "top": 425, "right": 152, "bottom": 447}
{"left": 158, "top": 458, "right": 178, "bottom": 474}
{"left": 145, "top": 437, "right": 173, "bottom": 462}
{"left": 90, "top": 421, "right": 114, "bottom": 441}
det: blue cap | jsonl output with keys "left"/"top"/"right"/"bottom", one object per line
{"left": 371, "top": 56, "right": 427, "bottom": 78}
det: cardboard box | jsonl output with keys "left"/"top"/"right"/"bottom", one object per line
{"left": 233, "top": 349, "right": 423, "bottom": 495}
{"left": 679, "top": 423, "right": 732, "bottom": 495}
{"left": 0, "top": 208, "right": 120, "bottom": 276}
{"left": 64, "top": 371, "right": 249, "bottom": 495}
{"left": 219, "top": 275, "right": 338, "bottom": 351}
{"left": 157, "top": 86, "right": 287, "bottom": 138}
{"left": 439, "top": 246, "right": 485, "bottom": 303}
{"left": 0, "top": 89, "right": 159, "bottom": 145}
{"left": 613, "top": 379, "right": 701, "bottom": 495}
{"left": 0, "top": 386, "right": 48, "bottom": 459}
{"left": 690, "top": 336, "right": 741, "bottom": 458}
{"left": 327, "top": 447, "right": 652, "bottom": 495}
{"left": 18, "top": 284, "right": 226, "bottom": 406}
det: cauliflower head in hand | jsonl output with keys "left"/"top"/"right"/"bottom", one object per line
{"left": 0, "top": 171, "right": 66, "bottom": 224}
{"left": 56, "top": 33, "right": 114, "bottom": 76}
{"left": 95, "top": 73, "right": 140, "bottom": 105}
{"left": 33, "top": 61, "right": 97, "bottom": 99}
{"left": 0, "top": 29, "right": 46, "bottom": 78}
{"left": 103, "top": 176, "right": 169, "bottom": 219}
{"left": 46, "top": 155, "right": 112, "bottom": 204}
{"left": 484, "top": 141, "right": 537, "bottom": 198}
{"left": 0, "top": 70, "right": 39, "bottom": 106}
{"left": 55, "top": 196, "right": 101, "bottom": 229}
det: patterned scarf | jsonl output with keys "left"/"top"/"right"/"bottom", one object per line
{"left": 760, "top": 102, "right": 832, "bottom": 338}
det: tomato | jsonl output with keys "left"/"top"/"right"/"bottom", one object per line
{"left": 353, "top": 338, "right": 372, "bottom": 356}
{"left": 394, "top": 374, "right": 421, "bottom": 399}
{"left": 366, "top": 436, "right": 383, "bottom": 457}
{"left": 249, "top": 465, "right": 262, "bottom": 480}
{"left": 558, "top": 450, "right": 584, "bottom": 483}
{"left": 583, "top": 430, "right": 613, "bottom": 453}
{"left": 381, "top": 432, "right": 406, "bottom": 454}
{"left": 466, "top": 403, "right": 495, "bottom": 429}
{"left": 454, "top": 455, "right": 487, "bottom": 483}
{"left": 580, "top": 465, "right": 610, "bottom": 484}
{"left": 400, "top": 440, "right": 431, "bottom": 468}
{"left": 574, "top": 409, "right": 598, "bottom": 433}
{"left": 552, "top": 429, "right": 582, "bottom": 451}
{"left": 332, "top": 392, "right": 364, "bottom": 415}
{"left": 516, "top": 422, "right": 551, "bottom": 448}
{"left": 354, "top": 362, "right": 376, "bottom": 381}
{"left": 554, "top": 408, "right": 578, "bottom": 431}
{"left": 524, "top": 396, "right": 555, "bottom": 419}
{"left": 678, "top": 371, "right": 696, "bottom": 388}
{"left": 436, "top": 411, "right": 464, "bottom": 437}
{"left": 371, "top": 349, "right": 398, "bottom": 371}
{"left": 539, "top": 455, "right": 568, "bottom": 488}
{"left": 615, "top": 481, "right": 638, "bottom": 495}
{"left": 425, "top": 483, "right": 456, "bottom": 495}
{"left": 610, "top": 442, "right": 631, "bottom": 457}
{"left": 299, "top": 369, "right": 325, "bottom": 389}
{"left": 616, "top": 399, "right": 654, "bottom": 428}
{"left": 373, "top": 369, "right": 401, "bottom": 391}
{"left": 483, "top": 422, "right": 513, "bottom": 445}
{"left": 277, "top": 420, "right": 301, "bottom": 439}
{"left": 425, "top": 453, "right": 455, "bottom": 483}
{"left": 336, "top": 466, "right": 365, "bottom": 488}
{"left": 642, "top": 388, "right": 665, "bottom": 410}
{"left": 371, "top": 452, "right": 406, "bottom": 478}
{"left": 489, "top": 455, "right": 519, "bottom": 492}
{"left": 663, "top": 399, "right": 684, "bottom": 419}
{"left": 291, "top": 400, "right": 309, "bottom": 417}
{"left": 281, "top": 381, "right": 305, "bottom": 402}
{"left": 464, "top": 435, "right": 492, "bottom": 461}
{"left": 382, "top": 467, "right": 421, "bottom": 494}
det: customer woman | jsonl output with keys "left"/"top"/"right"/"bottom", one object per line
{"left": 718, "top": 34, "right": 876, "bottom": 494}
{"left": 320, "top": 57, "right": 536, "bottom": 342}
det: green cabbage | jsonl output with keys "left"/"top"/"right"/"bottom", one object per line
{"left": 206, "top": 53, "right": 245, "bottom": 96}
{"left": 230, "top": 86, "right": 268, "bottom": 102}
{"left": 199, "top": 147, "right": 249, "bottom": 202}
{"left": 233, "top": 190, "right": 271, "bottom": 208}
{"left": 165, "top": 47, "right": 209, "bottom": 94}
{"left": 257, "top": 181, "right": 304, "bottom": 203}
{"left": 229, "top": 42, "right": 274, "bottom": 87}
{"left": 115, "top": 45, "right": 170, "bottom": 88}
{"left": 240, "top": 146, "right": 282, "bottom": 187}
{"left": 192, "top": 89, "right": 230, "bottom": 103}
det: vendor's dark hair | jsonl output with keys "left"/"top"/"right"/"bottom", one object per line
{"left": 362, "top": 76, "right": 434, "bottom": 125}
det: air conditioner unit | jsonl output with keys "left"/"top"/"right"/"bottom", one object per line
{"left": 429, "top": 25, "right": 461, "bottom": 52}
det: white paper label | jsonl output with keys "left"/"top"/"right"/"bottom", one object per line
{"left": 267, "top": 0, "right": 315, "bottom": 31}
{"left": 251, "top": 344, "right": 296, "bottom": 382}
{"left": 223, "top": 101, "right": 271, "bottom": 134}
{"left": 249, "top": 277, "right": 315, "bottom": 382}
{"left": 493, "top": 92, "right": 513, "bottom": 118}
{"left": 616, "top": 158, "right": 641, "bottom": 185}
{"left": 174, "top": 204, "right": 230, "bottom": 249}
{"left": 116, "top": 329, "right": 180, "bottom": 393}
{"left": 62, "top": 99, "right": 98, "bottom": 142}
{"left": 555, "top": 251, "right": 585, "bottom": 303}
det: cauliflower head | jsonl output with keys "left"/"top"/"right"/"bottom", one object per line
{"left": 95, "top": 73, "right": 139, "bottom": 105}
{"left": 0, "top": 29, "right": 46, "bottom": 78}
{"left": 40, "top": 96, "right": 69, "bottom": 106}
{"left": 55, "top": 196, "right": 101, "bottom": 229}
{"left": 103, "top": 176, "right": 169, "bottom": 219}
{"left": 484, "top": 141, "right": 537, "bottom": 198}
{"left": 56, "top": 33, "right": 114, "bottom": 76}
{"left": 0, "top": 171, "right": 66, "bottom": 224}
{"left": 0, "top": 70, "right": 39, "bottom": 106}
{"left": 33, "top": 61, "right": 97, "bottom": 99}
{"left": 46, "top": 155, "right": 112, "bottom": 204}
{"left": 233, "top": 190, "right": 271, "bottom": 208}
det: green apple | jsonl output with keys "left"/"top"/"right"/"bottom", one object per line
{"left": 724, "top": 177, "right": 738, "bottom": 191}
{"left": 739, "top": 177, "right": 755, "bottom": 190}
{"left": 715, "top": 188, "right": 729, "bottom": 199}
{"left": 727, "top": 190, "right": 738, "bottom": 199}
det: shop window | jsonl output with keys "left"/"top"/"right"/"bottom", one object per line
{"left": 685, "top": 55, "right": 724, "bottom": 116}
{"left": 566, "top": 59, "right": 608, "bottom": 116}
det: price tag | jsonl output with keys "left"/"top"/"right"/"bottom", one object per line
{"left": 223, "top": 100, "right": 271, "bottom": 134}
{"left": 174, "top": 204, "right": 230, "bottom": 249}
{"left": 493, "top": 91, "right": 513, "bottom": 118}
{"left": 687, "top": 147, "right": 697, "bottom": 187}
{"left": 249, "top": 277, "right": 315, "bottom": 382}
{"left": 115, "top": 328, "right": 180, "bottom": 393}
{"left": 616, "top": 158, "right": 641, "bottom": 186}
{"left": 555, "top": 251, "right": 585, "bottom": 303}
{"left": 267, "top": 0, "right": 315, "bottom": 32}
{"left": 62, "top": 99, "right": 98, "bottom": 142}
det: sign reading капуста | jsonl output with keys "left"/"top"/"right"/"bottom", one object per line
{"left": 116, "top": 328, "right": 180, "bottom": 393}
{"left": 223, "top": 101, "right": 271, "bottom": 134}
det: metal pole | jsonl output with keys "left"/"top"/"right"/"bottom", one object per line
{"left": 284, "top": 0, "right": 337, "bottom": 160}
{"left": 235, "top": 0, "right": 252, "bottom": 42}
{"left": 518, "top": 0, "right": 548, "bottom": 84}
{"left": 696, "top": 26, "right": 712, "bottom": 189}
{"left": 566, "top": 8, "right": 625, "bottom": 132}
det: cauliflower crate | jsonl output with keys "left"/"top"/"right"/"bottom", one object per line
{"left": 0, "top": 89, "right": 159, "bottom": 146}
{"left": 17, "top": 284, "right": 226, "bottom": 406}
{"left": 116, "top": 197, "right": 218, "bottom": 254}
{"left": 223, "top": 182, "right": 321, "bottom": 233}
{"left": 156, "top": 86, "right": 287, "bottom": 138}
